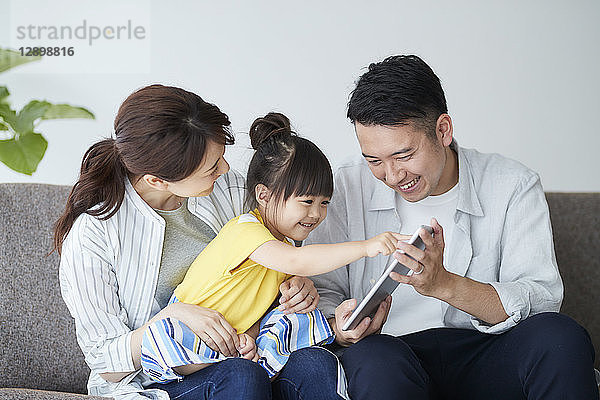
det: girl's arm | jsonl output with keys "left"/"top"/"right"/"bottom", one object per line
{"left": 249, "top": 232, "right": 403, "bottom": 276}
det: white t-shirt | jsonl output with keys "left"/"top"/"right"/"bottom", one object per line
{"left": 382, "top": 183, "right": 459, "bottom": 336}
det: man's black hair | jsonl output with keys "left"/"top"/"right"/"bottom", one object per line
{"left": 347, "top": 55, "right": 447, "bottom": 137}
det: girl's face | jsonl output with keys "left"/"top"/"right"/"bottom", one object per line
{"left": 265, "top": 194, "right": 330, "bottom": 242}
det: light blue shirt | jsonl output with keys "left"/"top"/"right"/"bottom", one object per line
{"left": 307, "top": 140, "right": 563, "bottom": 335}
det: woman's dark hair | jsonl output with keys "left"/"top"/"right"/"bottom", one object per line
{"left": 245, "top": 112, "right": 333, "bottom": 211}
{"left": 347, "top": 55, "right": 448, "bottom": 138}
{"left": 53, "top": 84, "right": 234, "bottom": 254}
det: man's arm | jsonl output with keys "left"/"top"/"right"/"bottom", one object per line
{"left": 438, "top": 275, "right": 509, "bottom": 325}
{"left": 391, "top": 173, "right": 562, "bottom": 331}
{"left": 304, "top": 169, "right": 353, "bottom": 319}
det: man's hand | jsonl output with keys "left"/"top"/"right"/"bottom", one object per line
{"left": 389, "top": 218, "right": 509, "bottom": 326}
{"left": 238, "top": 333, "right": 259, "bottom": 362}
{"left": 278, "top": 276, "right": 319, "bottom": 314}
{"left": 389, "top": 218, "right": 453, "bottom": 298}
{"left": 331, "top": 296, "right": 392, "bottom": 347}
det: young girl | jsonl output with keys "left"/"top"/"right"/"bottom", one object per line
{"left": 141, "top": 112, "right": 401, "bottom": 383}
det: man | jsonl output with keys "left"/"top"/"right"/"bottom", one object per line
{"left": 308, "top": 55, "right": 598, "bottom": 399}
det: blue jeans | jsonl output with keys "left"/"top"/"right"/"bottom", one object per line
{"left": 339, "top": 313, "right": 598, "bottom": 400}
{"left": 272, "top": 347, "right": 344, "bottom": 400}
{"left": 148, "top": 347, "right": 344, "bottom": 400}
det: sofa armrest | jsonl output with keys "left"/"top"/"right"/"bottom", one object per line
{"left": 0, "top": 388, "right": 111, "bottom": 400}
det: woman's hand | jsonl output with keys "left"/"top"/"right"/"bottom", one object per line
{"left": 238, "top": 333, "right": 259, "bottom": 362}
{"left": 117, "top": 302, "right": 240, "bottom": 384}
{"left": 278, "top": 276, "right": 319, "bottom": 314}
{"left": 161, "top": 302, "right": 240, "bottom": 356}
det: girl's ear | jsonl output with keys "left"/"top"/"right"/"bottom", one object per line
{"left": 255, "top": 184, "right": 271, "bottom": 208}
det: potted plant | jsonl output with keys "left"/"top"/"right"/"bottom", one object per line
{"left": 0, "top": 48, "right": 95, "bottom": 175}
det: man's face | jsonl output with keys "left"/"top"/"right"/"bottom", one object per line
{"left": 355, "top": 119, "right": 456, "bottom": 202}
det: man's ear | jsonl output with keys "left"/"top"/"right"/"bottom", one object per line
{"left": 436, "top": 114, "right": 453, "bottom": 147}
{"left": 255, "top": 184, "right": 272, "bottom": 208}
{"left": 142, "top": 174, "right": 169, "bottom": 191}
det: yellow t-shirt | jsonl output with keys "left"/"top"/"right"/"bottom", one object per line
{"left": 173, "top": 209, "right": 290, "bottom": 333}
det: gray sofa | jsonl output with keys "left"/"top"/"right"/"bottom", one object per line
{"left": 1, "top": 183, "right": 599, "bottom": 399}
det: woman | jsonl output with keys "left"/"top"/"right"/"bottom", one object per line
{"left": 54, "top": 85, "right": 345, "bottom": 400}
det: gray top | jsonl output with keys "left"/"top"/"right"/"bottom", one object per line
{"left": 154, "top": 200, "right": 217, "bottom": 310}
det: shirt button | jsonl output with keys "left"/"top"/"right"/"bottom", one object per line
{"left": 370, "top": 279, "right": 376, "bottom": 285}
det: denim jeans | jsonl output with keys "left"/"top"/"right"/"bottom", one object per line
{"left": 272, "top": 347, "right": 345, "bottom": 400}
{"left": 148, "top": 347, "right": 344, "bottom": 400}
{"left": 339, "top": 313, "right": 598, "bottom": 400}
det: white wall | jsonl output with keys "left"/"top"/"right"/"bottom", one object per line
{"left": 1, "top": 0, "right": 599, "bottom": 191}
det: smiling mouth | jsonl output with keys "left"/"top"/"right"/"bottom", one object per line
{"left": 298, "top": 222, "right": 315, "bottom": 228}
{"left": 398, "top": 177, "right": 420, "bottom": 191}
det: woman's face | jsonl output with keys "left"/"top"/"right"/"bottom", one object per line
{"left": 167, "top": 140, "right": 230, "bottom": 197}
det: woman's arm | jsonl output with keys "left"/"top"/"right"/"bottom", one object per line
{"left": 249, "top": 232, "right": 402, "bottom": 276}
{"left": 100, "top": 301, "right": 240, "bottom": 382}
{"left": 61, "top": 216, "right": 241, "bottom": 384}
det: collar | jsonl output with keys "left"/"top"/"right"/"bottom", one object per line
{"left": 250, "top": 208, "right": 265, "bottom": 224}
{"left": 368, "top": 178, "right": 396, "bottom": 211}
{"left": 367, "top": 139, "right": 483, "bottom": 216}
{"left": 453, "top": 140, "right": 483, "bottom": 216}
{"left": 124, "top": 177, "right": 166, "bottom": 225}
{"left": 251, "top": 208, "right": 296, "bottom": 246}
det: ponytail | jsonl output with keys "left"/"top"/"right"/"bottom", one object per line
{"left": 52, "top": 138, "right": 127, "bottom": 254}
{"left": 248, "top": 112, "right": 292, "bottom": 149}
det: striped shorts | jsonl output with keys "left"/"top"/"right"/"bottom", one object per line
{"left": 141, "top": 299, "right": 335, "bottom": 383}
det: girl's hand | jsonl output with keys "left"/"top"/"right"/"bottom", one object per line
{"left": 278, "top": 276, "right": 319, "bottom": 314}
{"left": 159, "top": 302, "right": 240, "bottom": 357}
{"left": 238, "top": 333, "right": 259, "bottom": 362}
{"left": 364, "top": 232, "right": 407, "bottom": 257}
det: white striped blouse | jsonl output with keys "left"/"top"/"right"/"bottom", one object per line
{"left": 59, "top": 170, "right": 246, "bottom": 399}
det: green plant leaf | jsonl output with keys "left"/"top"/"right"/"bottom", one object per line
{"left": 0, "top": 86, "right": 8, "bottom": 103}
{"left": 0, "top": 131, "right": 48, "bottom": 175}
{"left": 15, "top": 100, "right": 51, "bottom": 134}
{"left": 42, "top": 103, "right": 95, "bottom": 120}
{"left": 0, "top": 103, "right": 18, "bottom": 131}
{"left": 0, "top": 88, "right": 13, "bottom": 130}
{"left": 0, "top": 48, "right": 41, "bottom": 73}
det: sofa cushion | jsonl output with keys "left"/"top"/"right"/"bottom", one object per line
{"left": 0, "top": 184, "right": 89, "bottom": 393}
{"left": 546, "top": 192, "right": 600, "bottom": 368}
{"left": 0, "top": 184, "right": 598, "bottom": 396}
{"left": 0, "top": 388, "right": 110, "bottom": 400}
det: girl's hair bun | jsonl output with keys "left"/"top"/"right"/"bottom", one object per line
{"left": 249, "top": 112, "right": 292, "bottom": 149}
